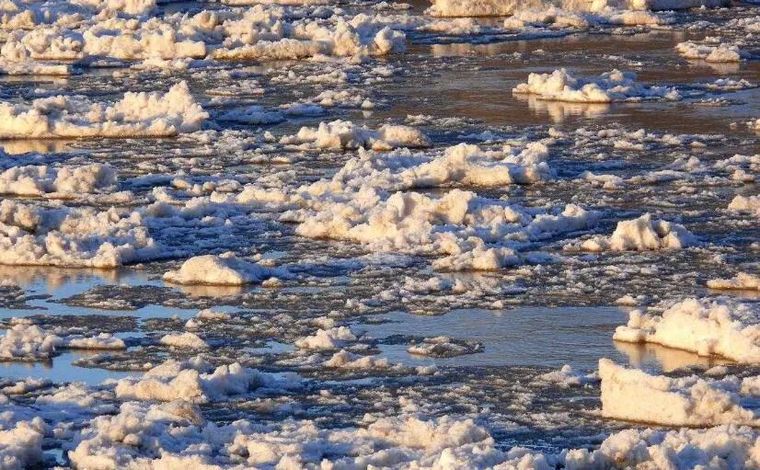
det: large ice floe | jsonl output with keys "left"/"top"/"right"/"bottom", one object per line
{"left": 600, "top": 358, "right": 759, "bottom": 426}
{"left": 513, "top": 68, "right": 681, "bottom": 103}
{"left": 0, "top": 82, "right": 206, "bottom": 138}
{"left": 0, "top": 200, "right": 159, "bottom": 268}
{"left": 613, "top": 298, "right": 760, "bottom": 363}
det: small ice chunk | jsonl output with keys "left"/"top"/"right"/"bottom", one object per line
{"left": 159, "top": 332, "right": 209, "bottom": 350}
{"left": 707, "top": 273, "right": 760, "bottom": 291}
{"left": 163, "top": 254, "right": 286, "bottom": 286}
{"left": 577, "top": 213, "right": 696, "bottom": 252}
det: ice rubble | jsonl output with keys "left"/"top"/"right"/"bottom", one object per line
{"left": 162, "top": 254, "right": 287, "bottom": 286}
{"left": 708, "top": 273, "right": 760, "bottom": 291}
{"left": 0, "top": 419, "right": 45, "bottom": 470}
{"left": 728, "top": 195, "right": 760, "bottom": 215}
{"left": 0, "top": 164, "right": 115, "bottom": 197}
{"left": 63, "top": 397, "right": 760, "bottom": 468}
{"left": 1, "top": 3, "right": 406, "bottom": 71}
{"left": 0, "top": 200, "right": 159, "bottom": 268}
{"left": 573, "top": 213, "right": 696, "bottom": 252}
{"left": 294, "top": 326, "right": 357, "bottom": 350}
{"left": 0, "top": 323, "right": 61, "bottom": 361}
{"left": 114, "top": 357, "right": 296, "bottom": 403}
{"left": 428, "top": 0, "right": 728, "bottom": 17}
{"left": 0, "top": 82, "right": 207, "bottom": 139}
{"left": 235, "top": 139, "right": 592, "bottom": 270}
{"left": 613, "top": 298, "right": 760, "bottom": 363}
{"left": 513, "top": 68, "right": 680, "bottom": 103}
{"left": 0, "top": 323, "right": 125, "bottom": 361}
{"left": 676, "top": 41, "right": 746, "bottom": 63}
{"left": 280, "top": 120, "right": 431, "bottom": 151}
{"left": 599, "top": 359, "right": 758, "bottom": 426}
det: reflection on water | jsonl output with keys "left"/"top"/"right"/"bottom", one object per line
{"left": 362, "top": 306, "right": 629, "bottom": 370}
{"left": 0, "top": 139, "right": 73, "bottom": 155}
{"left": 172, "top": 283, "right": 245, "bottom": 298}
{"left": 614, "top": 341, "right": 731, "bottom": 373}
{"left": 0, "top": 265, "right": 122, "bottom": 291}
{"left": 0, "top": 351, "right": 136, "bottom": 385}
{"left": 515, "top": 94, "right": 610, "bottom": 122}
{"left": 688, "top": 60, "right": 742, "bottom": 75}
{"left": 364, "top": 307, "right": 737, "bottom": 374}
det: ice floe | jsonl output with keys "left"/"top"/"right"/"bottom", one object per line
{"left": 0, "top": 82, "right": 206, "bottom": 139}
{"left": 514, "top": 68, "right": 681, "bottom": 103}
{"left": 600, "top": 358, "right": 758, "bottom": 426}
{"left": 571, "top": 213, "right": 696, "bottom": 252}
{"left": 0, "top": 200, "right": 159, "bottom": 268}
{"left": 613, "top": 298, "right": 760, "bottom": 363}
{"left": 162, "top": 254, "right": 287, "bottom": 286}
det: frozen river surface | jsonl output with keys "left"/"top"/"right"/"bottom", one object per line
{"left": 0, "top": 0, "right": 759, "bottom": 468}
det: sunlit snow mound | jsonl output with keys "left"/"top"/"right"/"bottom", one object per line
{"left": 573, "top": 213, "right": 696, "bottom": 252}
{"left": 0, "top": 82, "right": 206, "bottom": 139}
{"left": 163, "top": 254, "right": 288, "bottom": 286}
{"left": 613, "top": 298, "right": 760, "bottom": 363}
{"left": 280, "top": 120, "right": 431, "bottom": 151}
{"left": 513, "top": 69, "right": 681, "bottom": 103}
{"left": 0, "top": 2, "right": 406, "bottom": 71}
{"left": 676, "top": 41, "right": 747, "bottom": 63}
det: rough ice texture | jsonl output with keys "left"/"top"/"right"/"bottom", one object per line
{"left": 613, "top": 298, "right": 760, "bottom": 363}
{"left": 280, "top": 120, "right": 431, "bottom": 151}
{"left": 599, "top": 359, "right": 757, "bottom": 426}
{"left": 676, "top": 41, "right": 745, "bottom": 63}
{"left": 162, "top": 254, "right": 286, "bottom": 286}
{"left": 708, "top": 273, "right": 760, "bottom": 291}
{"left": 0, "top": 200, "right": 159, "bottom": 268}
{"left": 0, "top": 419, "right": 45, "bottom": 470}
{"left": 577, "top": 213, "right": 696, "bottom": 251}
{"left": 235, "top": 138, "right": 592, "bottom": 271}
{"left": 0, "top": 81, "right": 207, "bottom": 138}
{"left": 114, "top": 357, "right": 292, "bottom": 403}
{"left": 0, "top": 324, "right": 61, "bottom": 361}
{"left": 1, "top": 3, "right": 406, "bottom": 72}
{"left": 428, "top": 0, "right": 728, "bottom": 16}
{"left": 513, "top": 68, "right": 680, "bottom": 103}
{"left": 294, "top": 326, "right": 356, "bottom": 350}
{"left": 159, "top": 332, "right": 209, "bottom": 349}
{"left": 65, "top": 333, "right": 125, "bottom": 350}
{"left": 65, "top": 398, "right": 760, "bottom": 469}
{"left": 729, "top": 194, "right": 760, "bottom": 215}
{"left": 0, "top": 164, "right": 115, "bottom": 197}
